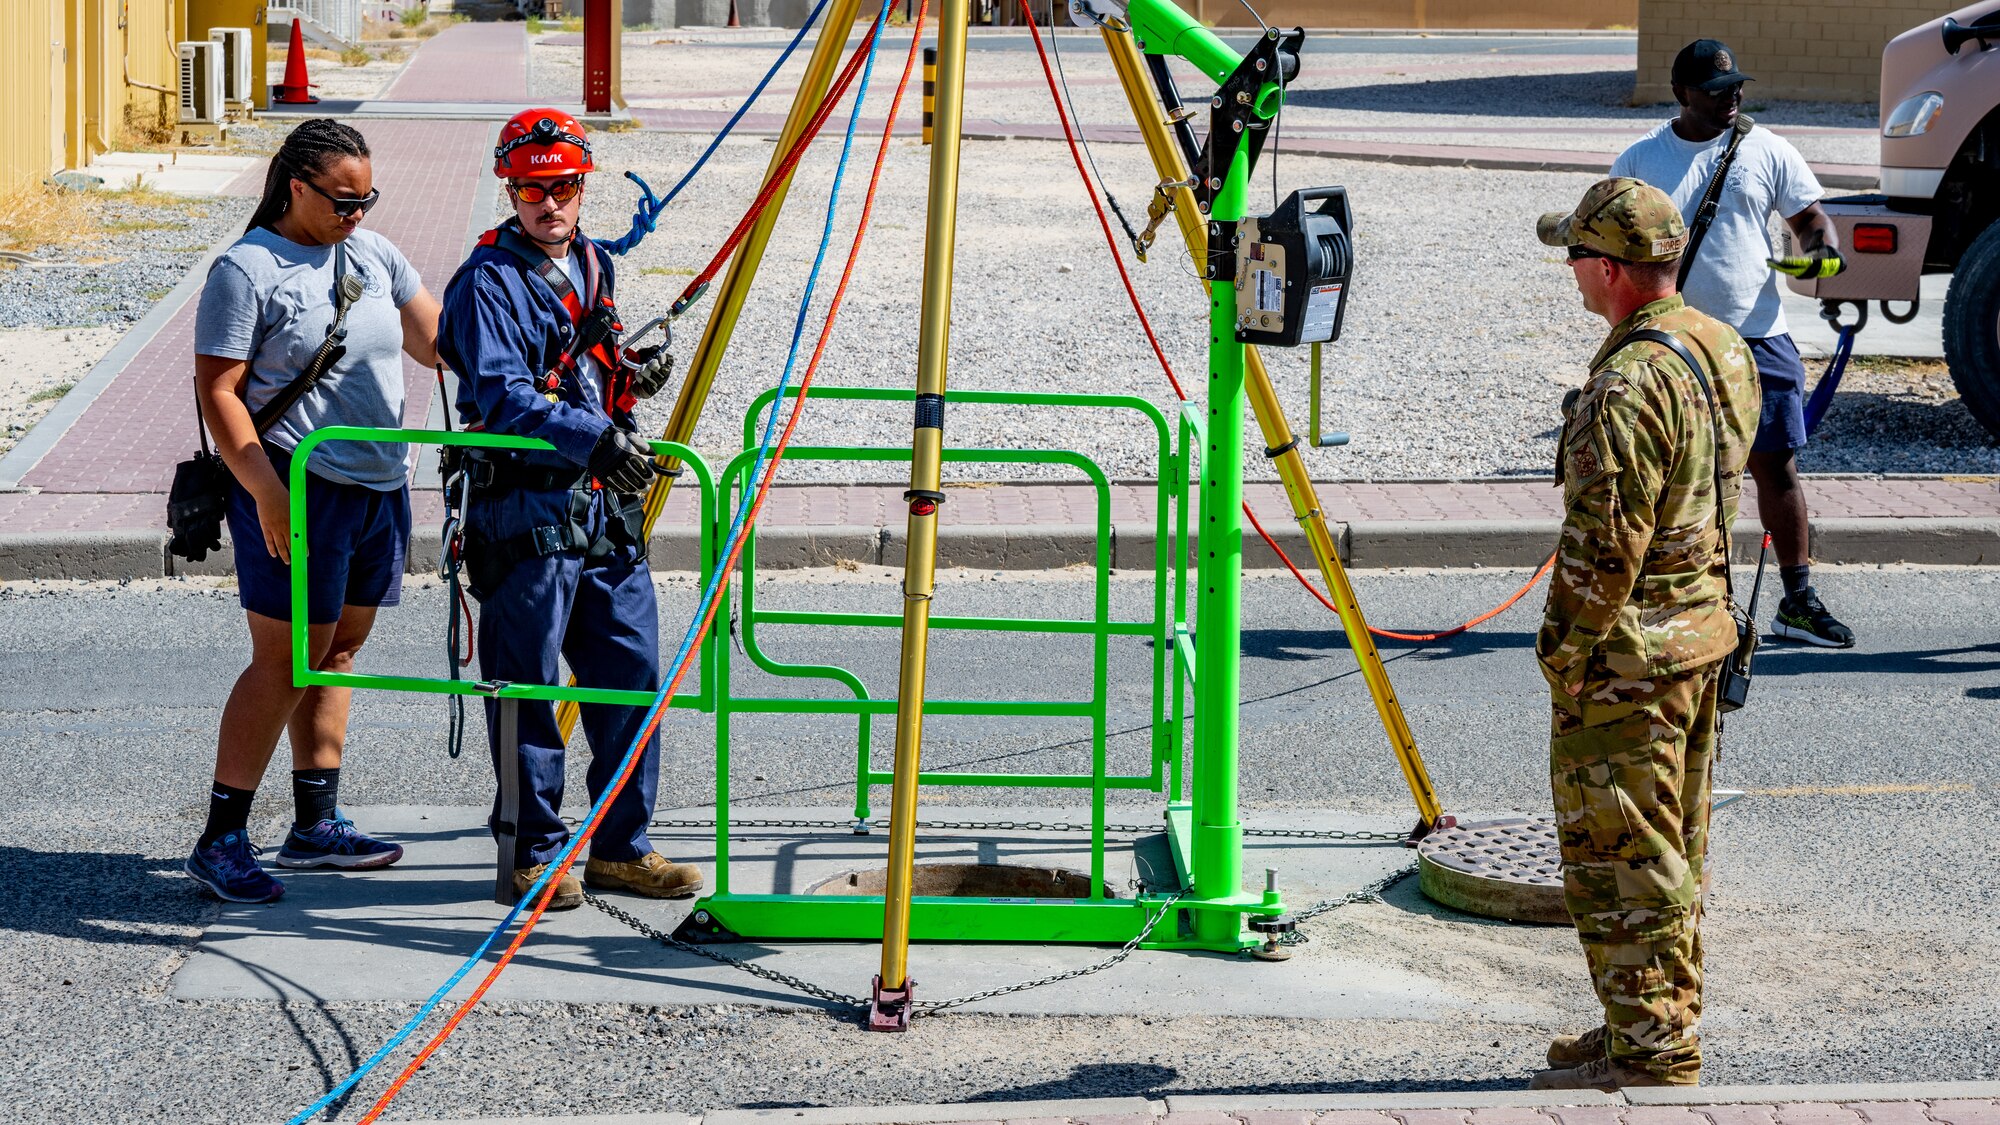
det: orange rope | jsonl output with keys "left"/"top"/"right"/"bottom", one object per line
{"left": 352, "top": 12, "right": 930, "bottom": 1122}
{"left": 1023, "top": 11, "right": 1551, "bottom": 643}
{"left": 1243, "top": 502, "right": 1556, "bottom": 642}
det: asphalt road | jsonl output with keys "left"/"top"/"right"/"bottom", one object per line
{"left": 1, "top": 564, "right": 1995, "bottom": 1122}
{"left": 699, "top": 30, "right": 1638, "bottom": 57}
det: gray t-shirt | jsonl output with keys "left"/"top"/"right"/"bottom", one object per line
{"left": 1611, "top": 121, "right": 1822, "bottom": 339}
{"left": 194, "top": 226, "right": 421, "bottom": 489}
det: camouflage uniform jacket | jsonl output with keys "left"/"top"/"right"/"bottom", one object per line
{"left": 1538, "top": 295, "right": 1759, "bottom": 694}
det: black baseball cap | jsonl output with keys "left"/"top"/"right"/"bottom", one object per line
{"left": 1672, "top": 39, "right": 1754, "bottom": 92}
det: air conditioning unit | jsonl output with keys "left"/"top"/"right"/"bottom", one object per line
{"left": 208, "top": 27, "right": 254, "bottom": 110}
{"left": 178, "top": 41, "right": 224, "bottom": 125}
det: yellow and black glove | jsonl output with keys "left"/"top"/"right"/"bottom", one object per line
{"left": 1767, "top": 252, "right": 1846, "bottom": 279}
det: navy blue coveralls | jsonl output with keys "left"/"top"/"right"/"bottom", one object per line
{"left": 438, "top": 226, "right": 660, "bottom": 870}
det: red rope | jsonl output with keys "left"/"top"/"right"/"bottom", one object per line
{"left": 1021, "top": 5, "right": 1187, "bottom": 402}
{"left": 671, "top": 14, "right": 884, "bottom": 310}
{"left": 352, "top": 13, "right": 927, "bottom": 1123}
{"left": 1021, "top": 11, "right": 1552, "bottom": 642}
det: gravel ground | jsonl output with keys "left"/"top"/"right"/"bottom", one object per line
{"left": 266, "top": 42, "right": 414, "bottom": 101}
{"left": 0, "top": 179, "right": 260, "bottom": 331}
{"left": 1, "top": 566, "right": 1996, "bottom": 1121}
{"left": 511, "top": 124, "right": 1993, "bottom": 482}
{"left": 531, "top": 31, "right": 1879, "bottom": 165}
{"left": 0, "top": 327, "right": 124, "bottom": 457}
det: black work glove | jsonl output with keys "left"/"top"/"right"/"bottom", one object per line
{"left": 626, "top": 344, "right": 675, "bottom": 400}
{"left": 587, "top": 427, "right": 657, "bottom": 494}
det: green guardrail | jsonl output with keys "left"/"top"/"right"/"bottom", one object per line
{"left": 284, "top": 427, "right": 719, "bottom": 707}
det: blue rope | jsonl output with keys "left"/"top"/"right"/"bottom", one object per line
{"left": 600, "top": 0, "right": 833, "bottom": 257}
{"left": 1802, "top": 324, "right": 1856, "bottom": 436}
{"left": 282, "top": 10, "right": 890, "bottom": 1123}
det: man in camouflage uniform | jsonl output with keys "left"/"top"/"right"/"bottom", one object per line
{"left": 1529, "top": 178, "right": 1759, "bottom": 1090}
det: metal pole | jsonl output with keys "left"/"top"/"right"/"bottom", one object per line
{"left": 494, "top": 699, "right": 521, "bottom": 906}
{"left": 1191, "top": 139, "right": 1249, "bottom": 948}
{"left": 1098, "top": 27, "right": 1443, "bottom": 831}
{"left": 556, "top": 0, "right": 870, "bottom": 741}
{"left": 870, "top": 0, "right": 968, "bottom": 1032}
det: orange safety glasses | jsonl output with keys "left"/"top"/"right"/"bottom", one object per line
{"left": 507, "top": 178, "right": 584, "bottom": 205}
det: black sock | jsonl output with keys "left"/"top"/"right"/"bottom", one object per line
{"left": 200, "top": 782, "right": 256, "bottom": 849}
{"left": 293, "top": 768, "right": 340, "bottom": 829}
{"left": 1780, "top": 564, "right": 1812, "bottom": 601}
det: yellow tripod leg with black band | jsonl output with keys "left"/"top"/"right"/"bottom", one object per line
{"left": 555, "top": 0, "right": 869, "bottom": 742}
{"left": 1099, "top": 27, "right": 1445, "bottom": 833}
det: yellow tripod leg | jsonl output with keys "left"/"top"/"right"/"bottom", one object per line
{"left": 556, "top": 0, "right": 869, "bottom": 741}
{"left": 1100, "top": 28, "right": 1444, "bottom": 831}
{"left": 870, "top": 0, "right": 970, "bottom": 1032}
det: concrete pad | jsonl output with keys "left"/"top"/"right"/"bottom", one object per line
{"left": 172, "top": 805, "right": 1521, "bottom": 1022}
{"left": 80, "top": 151, "right": 263, "bottom": 195}
{"left": 1785, "top": 275, "right": 1947, "bottom": 360}
{"left": 704, "top": 1098, "right": 1154, "bottom": 1124}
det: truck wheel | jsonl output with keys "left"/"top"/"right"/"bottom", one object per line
{"left": 1943, "top": 218, "right": 2000, "bottom": 441}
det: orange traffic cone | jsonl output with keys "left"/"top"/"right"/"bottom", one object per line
{"left": 273, "top": 18, "right": 319, "bottom": 104}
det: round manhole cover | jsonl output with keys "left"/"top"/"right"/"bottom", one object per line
{"left": 1417, "top": 816, "right": 1570, "bottom": 925}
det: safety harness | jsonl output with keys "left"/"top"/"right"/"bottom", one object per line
{"left": 440, "top": 224, "right": 651, "bottom": 703}
{"left": 474, "top": 221, "right": 639, "bottom": 414}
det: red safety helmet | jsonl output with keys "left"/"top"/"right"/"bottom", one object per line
{"left": 493, "top": 108, "right": 594, "bottom": 179}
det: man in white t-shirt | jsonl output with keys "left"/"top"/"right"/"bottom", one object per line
{"left": 1611, "top": 39, "right": 1856, "bottom": 649}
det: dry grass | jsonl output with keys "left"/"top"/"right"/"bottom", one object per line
{"left": 363, "top": 11, "right": 463, "bottom": 39}
{"left": 0, "top": 184, "right": 98, "bottom": 254}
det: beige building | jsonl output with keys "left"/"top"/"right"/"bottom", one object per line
{"left": 1635, "top": 0, "right": 1953, "bottom": 104}
{"left": 0, "top": 0, "right": 267, "bottom": 193}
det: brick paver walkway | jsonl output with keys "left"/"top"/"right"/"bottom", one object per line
{"left": 14, "top": 119, "right": 492, "bottom": 495}
{"left": 385, "top": 21, "right": 527, "bottom": 102}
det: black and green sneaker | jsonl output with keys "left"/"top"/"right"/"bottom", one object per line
{"left": 1773, "top": 587, "right": 1855, "bottom": 648}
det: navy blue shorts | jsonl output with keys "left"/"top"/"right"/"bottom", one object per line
{"left": 227, "top": 444, "right": 412, "bottom": 624}
{"left": 1747, "top": 334, "right": 1808, "bottom": 454}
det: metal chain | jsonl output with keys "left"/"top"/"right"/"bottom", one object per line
{"left": 585, "top": 893, "right": 871, "bottom": 1009}
{"left": 606, "top": 816, "right": 1407, "bottom": 843}
{"left": 913, "top": 888, "right": 1187, "bottom": 1013}
{"left": 584, "top": 887, "right": 1189, "bottom": 1016}
{"left": 1275, "top": 863, "right": 1416, "bottom": 945}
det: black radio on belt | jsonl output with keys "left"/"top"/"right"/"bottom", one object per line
{"left": 1233, "top": 187, "right": 1354, "bottom": 348}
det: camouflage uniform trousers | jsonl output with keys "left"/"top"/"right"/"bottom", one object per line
{"left": 1549, "top": 661, "right": 1720, "bottom": 1084}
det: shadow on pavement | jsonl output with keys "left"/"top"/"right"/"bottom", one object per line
{"left": 0, "top": 844, "right": 214, "bottom": 947}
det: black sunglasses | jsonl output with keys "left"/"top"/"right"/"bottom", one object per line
{"left": 301, "top": 177, "right": 382, "bottom": 217}
{"left": 1567, "top": 245, "right": 1608, "bottom": 262}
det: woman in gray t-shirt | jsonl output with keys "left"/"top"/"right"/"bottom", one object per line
{"left": 184, "top": 120, "right": 442, "bottom": 904}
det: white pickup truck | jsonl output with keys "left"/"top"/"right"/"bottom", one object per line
{"left": 1780, "top": 2, "right": 2000, "bottom": 439}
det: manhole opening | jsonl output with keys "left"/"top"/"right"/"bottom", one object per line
{"left": 807, "top": 862, "right": 1113, "bottom": 899}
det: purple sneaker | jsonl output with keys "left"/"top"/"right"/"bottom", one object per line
{"left": 185, "top": 830, "right": 285, "bottom": 903}
{"left": 276, "top": 815, "right": 404, "bottom": 870}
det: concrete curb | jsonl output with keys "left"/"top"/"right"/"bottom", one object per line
{"left": 9, "top": 517, "right": 2000, "bottom": 581}
{"left": 360, "top": 1082, "right": 2000, "bottom": 1125}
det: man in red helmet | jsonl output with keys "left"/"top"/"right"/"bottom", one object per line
{"left": 439, "top": 108, "right": 691, "bottom": 909}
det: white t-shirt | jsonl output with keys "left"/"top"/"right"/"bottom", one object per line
{"left": 1610, "top": 121, "right": 1822, "bottom": 339}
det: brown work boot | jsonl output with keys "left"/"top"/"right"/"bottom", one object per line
{"left": 1547, "top": 1025, "right": 1608, "bottom": 1068}
{"left": 513, "top": 863, "right": 584, "bottom": 910}
{"left": 1529, "top": 1055, "right": 1681, "bottom": 1091}
{"left": 584, "top": 852, "right": 703, "bottom": 899}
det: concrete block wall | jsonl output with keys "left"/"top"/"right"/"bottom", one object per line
{"left": 1633, "top": 0, "right": 1940, "bottom": 105}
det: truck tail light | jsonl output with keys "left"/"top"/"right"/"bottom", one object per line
{"left": 1852, "top": 224, "right": 1898, "bottom": 254}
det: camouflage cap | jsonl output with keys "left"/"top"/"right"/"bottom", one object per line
{"left": 1536, "top": 177, "right": 1689, "bottom": 263}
